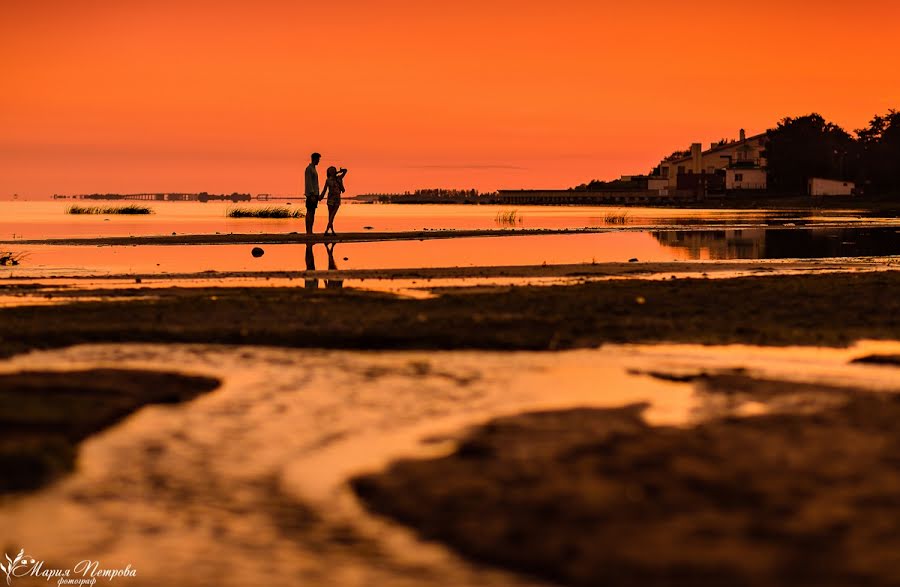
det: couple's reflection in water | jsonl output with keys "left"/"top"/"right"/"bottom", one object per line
{"left": 304, "top": 242, "right": 344, "bottom": 289}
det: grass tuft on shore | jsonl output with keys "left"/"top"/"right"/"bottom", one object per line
{"left": 604, "top": 210, "right": 629, "bottom": 224}
{"left": 0, "top": 251, "right": 24, "bottom": 266}
{"left": 495, "top": 209, "right": 523, "bottom": 225}
{"left": 227, "top": 206, "right": 304, "bottom": 219}
{"left": 67, "top": 204, "right": 154, "bottom": 215}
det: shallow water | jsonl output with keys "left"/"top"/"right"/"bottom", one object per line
{"left": 0, "top": 201, "right": 890, "bottom": 241}
{"left": 1, "top": 341, "right": 899, "bottom": 586}
{"left": 4, "top": 227, "right": 900, "bottom": 277}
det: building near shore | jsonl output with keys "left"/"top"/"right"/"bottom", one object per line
{"left": 655, "top": 129, "right": 768, "bottom": 193}
{"left": 809, "top": 178, "right": 855, "bottom": 196}
{"left": 726, "top": 167, "right": 767, "bottom": 190}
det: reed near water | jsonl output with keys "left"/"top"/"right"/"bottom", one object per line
{"left": 0, "top": 251, "right": 23, "bottom": 266}
{"left": 495, "top": 209, "right": 523, "bottom": 225}
{"left": 226, "top": 206, "right": 304, "bottom": 219}
{"left": 604, "top": 210, "right": 629, "bottom": 224}
{"left": 66, "top": 204, "right": 154, "bottom": 215}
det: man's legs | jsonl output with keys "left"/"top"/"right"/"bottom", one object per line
{"left": 305, "top": 201, "right": 317, "bottom": 234}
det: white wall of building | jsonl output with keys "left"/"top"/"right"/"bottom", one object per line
{"left": 809, "top": 178, "right": 855, "bottom": 196}
{"left": 726, "top": 168, "right": 767, "bottom": 190}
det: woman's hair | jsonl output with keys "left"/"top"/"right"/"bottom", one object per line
{"left": 326, "top": 166, "right": 337, "bottom": 177}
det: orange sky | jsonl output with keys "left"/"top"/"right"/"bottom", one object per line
{"left": 1, "top": 0, "right": 898, "bottom": 197}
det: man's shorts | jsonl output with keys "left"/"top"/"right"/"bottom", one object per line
{"left": 305, "top": 196, "right": 318, "bottom": 210}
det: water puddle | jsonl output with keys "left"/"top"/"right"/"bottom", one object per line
{"left": 1, "top": 341, "right": 899, "bottom": 586}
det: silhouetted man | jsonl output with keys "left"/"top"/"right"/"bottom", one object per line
{"left": 304, "top": 152, "right": 321, "bottom": 234}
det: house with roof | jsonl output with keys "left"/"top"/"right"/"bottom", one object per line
{"left": 655, "top": 129, "right": 768, "bottom": 193}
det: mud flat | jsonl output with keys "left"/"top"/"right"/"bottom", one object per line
{"left": 4, "top": 258, "right": 895, "bottom": 283}
{"left": 1, "top": 268, "right": 899, "bottom": 586}
{"left": 0, "top": 370, "right": 219, "bottom": 493}
{"left": 353, "top": 373, "right": 900, "bottom": 587}
{"left": 2, "top": 271, "right": 900, "bottom": 360}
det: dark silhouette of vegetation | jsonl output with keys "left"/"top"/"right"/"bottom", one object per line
{"left": 359, "top": 189, "right": 497, "bottom": 204}
{"left": 0, "top": 251, "right": 23, "bottom": 266}
{"left": 572, "top": 177, "right": 649, "bottom": 191}
{"left": 765, "top": 114, "right": 856, "bottom": 193}
{"left": 576, "top": 110, "right": 899, "bottom": 197}
{"left": 856, "top": 110, "right": 900, "bottom": 195}
{"left": 226, "top": 206, "right": 303, "bottom": 219}
{"left": 664, "top": 149, "right": 692, "bottom": 161}
{"left": 766, "top": 111, "right": 900, "bottom": 195}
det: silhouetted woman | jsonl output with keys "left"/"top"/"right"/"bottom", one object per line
{"left": 320, "top": 166, "right": 348, "bottom": 235}
{"left": 325, "top": 242, "right": 344, "bottom": 289}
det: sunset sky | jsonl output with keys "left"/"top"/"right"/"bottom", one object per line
{"left": 2, "top": 0, "right": 898, "bottom": 198}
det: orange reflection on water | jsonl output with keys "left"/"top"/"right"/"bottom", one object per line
{"left": 5, "top": 233, "right": 693, "bottom": 276}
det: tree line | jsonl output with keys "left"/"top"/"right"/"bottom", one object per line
{"left": 359, "top": 189, "right": 498, "bottom": 203}
{"left": 767, "top": 110, "right": 900, "bottom": 195}
{"left": 572, "top": 109, "right": 899, "bottom": 196}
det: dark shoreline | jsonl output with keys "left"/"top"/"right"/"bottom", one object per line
{"left": 2, "top": 271, "right": 900, "bottom": 360}
{"left": 2, "top": 258, "right": 888, "bottom": 283}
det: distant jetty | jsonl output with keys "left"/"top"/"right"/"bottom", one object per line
{"left": 52, "top": 192, "right": 300, "bottom": 203}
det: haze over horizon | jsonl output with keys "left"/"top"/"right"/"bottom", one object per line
{"left": 2, "top": 0, "right": 898, "bottom": 198}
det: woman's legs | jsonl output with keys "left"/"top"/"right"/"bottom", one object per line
{"left": 326, "top": 203, "right": 339, "bottom": 233}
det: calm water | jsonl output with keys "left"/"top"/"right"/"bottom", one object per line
{"left": 2, "top": 201, "right": 899, "bottom": 276}
{"left": 0, "top": 200, "right": 886, "bottom": 240}
{"left": 3, "top": 227, "right": 900, "bottom": 276}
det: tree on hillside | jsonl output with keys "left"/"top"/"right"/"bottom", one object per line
{"left": 766, "top": 114, "right": 856, "bottom": 193}
{"left": 857, "top": 110, "right": 900, "bottom": 195}
{"left": 663, "top": 149, "right": 692, "bottom": 162}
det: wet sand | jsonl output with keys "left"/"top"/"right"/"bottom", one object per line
{"left": 3, "top": 271, "right": 900, "bottom": 361}
{"left": 352, "top": 373, "right": 900, "bottom": 586}
{"left": 3, "top": 342, "right": 900, "bottom": 587}
{"left": 0, "top": 370, "right": 219, "bottom": 493}
{"left": 3, "top": 257, "right": 900, "bottom": 585}
{"left": 3, "top": 257, "right": 895, "bottom": 282}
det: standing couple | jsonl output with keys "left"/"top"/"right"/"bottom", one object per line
{"left": 304, "top": 152, "right": 348, "bottom": 235}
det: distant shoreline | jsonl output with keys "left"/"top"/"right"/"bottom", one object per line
{"left": 2, "top": 193, "right": 898, "bottom": 212}
{"left": 3, "top": 221, "right": 900, "bottom": 247}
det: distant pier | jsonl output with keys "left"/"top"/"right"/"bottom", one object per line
{"left": 51, "top": 192, "right": 299, "bottom": 203}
